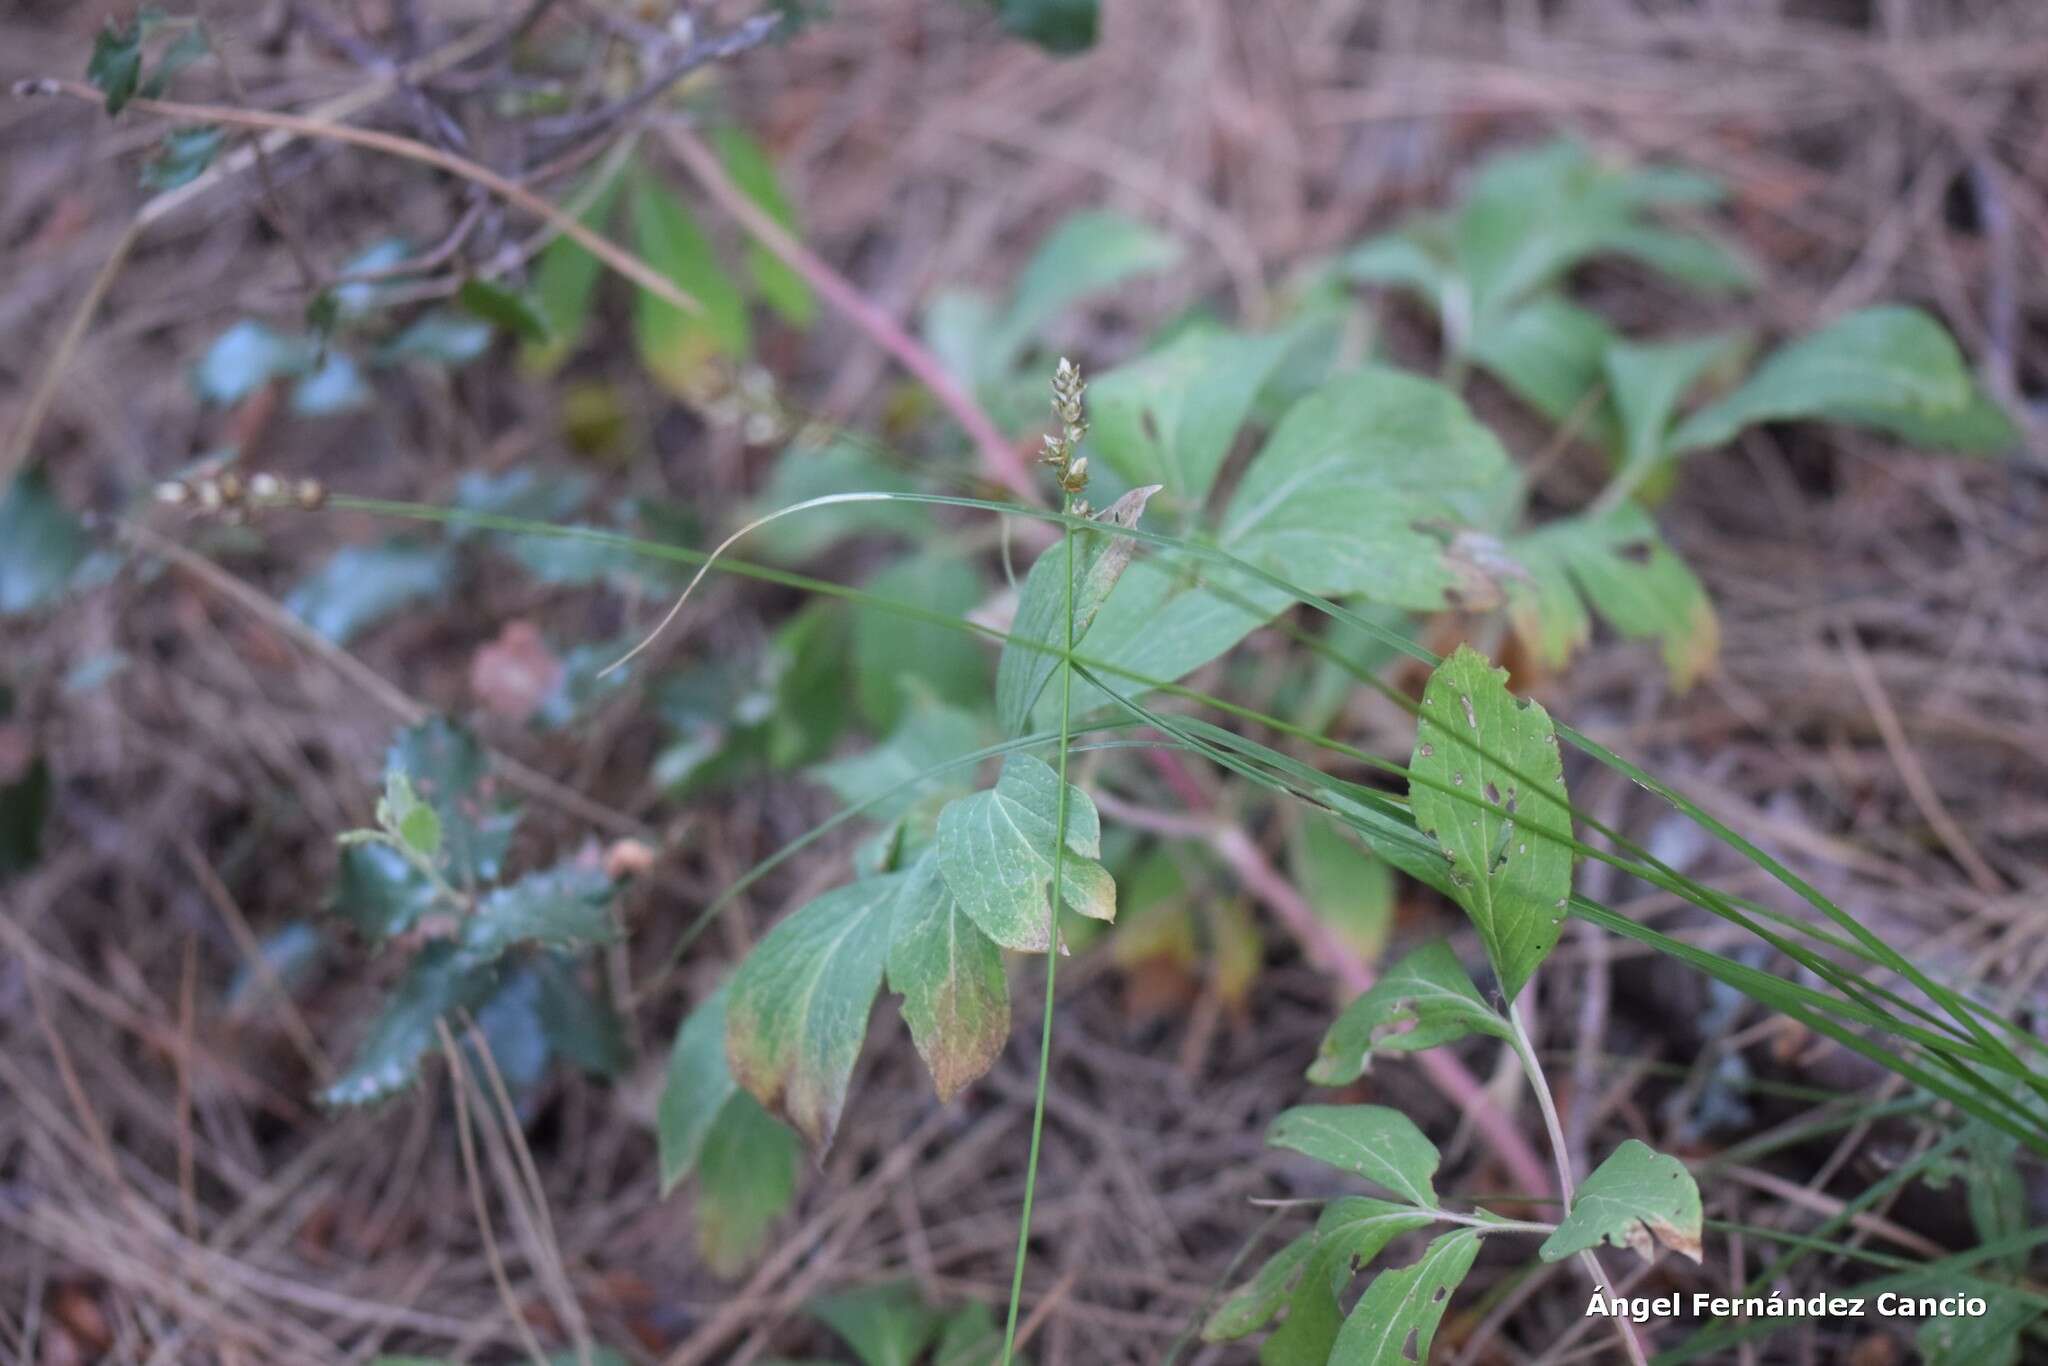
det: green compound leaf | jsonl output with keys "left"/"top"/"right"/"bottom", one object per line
{"left": 713, "top": 127, "right": 816, "bottom": 327}
{"left": 1409, "top": 646, "right": 1573, "bottom": 1003}
{"left": 727, "top": 874, "right": 899, "bottom": 1147}
{"left": 887, "top": 850, "right": 1010, "bottom": 1102}
{"left": 1668, "top": 305, "right": 2019, "bottom": 456}
{"left": 696, "top": 1091, "right": 799, "bottom": 1276}
{"left": 1328, "top": 1227, "right": 1482, "bottom": 1364}
{"left": 456, "top": 861, "right": 615, "bottom": 970}
{"left": 1540, "top": 1139, "right": 1703, "bottom": 1264}
{"left": 1088, "top": 326, "right": 1294, "bottom": 506}
{"left": 1309, "top": 941, "right": 1510, "bottom": 1087}
{"left": 659, "top": 985, "right": 738, "bottom": 1193}
{"left": 1219, "top": 368, "right": 1517, "bottom": 611}
{"left": 0, "top": 470, "right": 90, "bottom": 616}
{"left": 935, "top": 753, "right": 1116, "bottom": 953}
{"left": 320, "top": 942, "right": 495, "bottom": 1107}
{"left": 995, "top": 484, "right": 1158, "bottom": 734}
{"left": 805, "top": 1281, "right": 942, "bottom": 1366}
{"left": 1266, "top": 1104, "right": 1440, "bottom": 1209}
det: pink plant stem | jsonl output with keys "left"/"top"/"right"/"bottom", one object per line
{"left": 659, "top": 123, "right": 1041, "bottom": 504}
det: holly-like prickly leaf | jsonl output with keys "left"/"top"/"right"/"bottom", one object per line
{"left": 320, "top": 943, "right": 495, "bottom": 1107}
{"left": 935, "top": 754, "right": 1116, "bottom": 952}
{"left": 385, "top": 718, "right": 514, "bottom": 887}
{"left": 1267, "top": 1104, "right": 1440, "bottom": 1209}
{"left": 87, "top": 19, "right": 143, "bottom": 114}
{"left": 886, "top": 851, "right": 1010, "bottom": 1102}
{"left": 1309, "top": 941, "right": 1510, "bottom": 1086}
{"left": 1540, "top": 1139, "right": 1703, "bottom": 1264}
{"left": 1409, "top": 646, "right": 1573, "bottom": 1002}
{"left": 455, "top": 861, "right": 615, "bottom": 970}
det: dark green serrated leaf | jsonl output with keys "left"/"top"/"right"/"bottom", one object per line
{"left": 1266, "top": 1105, "right": 1440, "bottom": 1208}
{"left": 284, "top": 541, "right": 454, "bottom": 645}
{"left": 1540, "top": 1139, "right": 1702, "bottom": 1264}
{"left": 0, "top": 470, "right": 90, "bottom": 616}
{"left": 696, "top": 1091, "right": 799, "bottom": 1276}
{"left": 727, "top": 874, "right": 899, "bottom": 1146}
{"left": 457, "top": 278, "right": 555, "bottom": 345}
{"left": 1327, "top": 1227, "right": 1481, "bottom": 1363}
{"left": 661, "top": 985, "right": 739, "bottom": 1192}
{"left": 887, "top": 850, "right": 1009, "bottom": 1101}
{"left": 531, "top": 953, "right": 626, "bottom": 1078}
{"left": 935, "top": 753, "right": 1115, "bottom": 952}
{"left": 385, "top": 718, "right": 515, "bottom": 887}
{"left": 140, "top": 124, "right": 223, "bottom": 190}
{"left": 1309, "top": 942, "right": 1509, "bottom": 1086}
{"left": 987, "top": 0, "right": 1098, "bottom": 55}
{"left": 1409, "top": 646, "right": 1573, "bottom": 1002}
{"left": 87, "top": 20, "right": 143, "bottom": 114}
{"left": 457, "top": 862, "right": 615, "bottom": 969}
{"left": 321, "top": 942, "right": 496, "bottom": 1107}
{"left": 330, "top": 841, "right": 438, "bottom": 940}
{"left": 806, "top": 1281, "right": 941, "bottom": 1366}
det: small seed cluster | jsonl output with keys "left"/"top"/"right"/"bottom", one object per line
{"left": 155, "top": 470, "right": 326, "bottom": 520}
{"left": 1040, "top": 357, "right": 1091, "bottom": 514}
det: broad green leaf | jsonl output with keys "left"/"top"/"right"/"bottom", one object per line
{"left": 456, "top": 862, "right": 615, "bottom": 969}
{"left": 935, "top": 753, "right": 1115, "bottom": 952}
{"left": 1408, "top": 645, "right": 1572, "bottom": 1002}
{"left": 378, "top": 312, "right": 493, "bottom": 366}
{"left": 750, "top": 439, "right": 928, "bottom": 563}
{"left": 696, "top": 1091, "right": 799, "bottom": 1276}
{"left": 1088, "top": 326, "right": 1294, "bottom": 505}
{"left": 727, "top": 874, "right": 899, "bottom": 1146}
{"left": 385, "top": 718, "right": 515, "bottom": 886}
{"left": 1602, "top": 222, "right": 1752, "bottom": 293}
{"left": 320, "top": 943, "right": 494, "bottom": 1106}
{"left": 923, "top": 288, "right": 1002, "bottom": 390}
{"left": 853, "top": 552, "right": 985, "bottom": 729}
{"left": 330, "top": 842, "right": 437, "bottom": 939}
{"left": 1918, "top": 1293, "right": 2038, "bottom": 1366}
{"left": 806, "top": 1282, "right": 941, "bottom": 1366}
{"left": 457, "top": 278, "right": 554, "bottom": 344}
{"left": 1200, "top": 1231, "right": 1316, "bottom": 1341}
{"left": 632, "top": 175, "right": 749, "bottom": 390}
{"left": 1258, "top": 1198, "right": 1439, "bottom": 1365}
{"left": 986, "top": 0, "right": 1098, "bottom": 54}
{"left": 813, "top": 700, "right": 986, "bottom": 826}
{"left": 1342, "top": 229, "right": 1454, "bottom": 321}
{"left": 284, "top": 542, "right": 454, "bottom": 645}
{"left": 660, "top": 986, "right": 738, "bottom": 1192}
{"left": 1513, "top": 504, "right": 1718, "bottom": 690}
{"left": 141, "top": 125, "right": 223, "bottom": 190}
{"left": 1602, "top": 332, "right": 1746, "bottom": 477}
{"left": 931, "top": 1303, "right": 1020, "bottom": 1366}
{"left": 1540, "top": 1138, "right": 1703, "bottom": 1264}
{"left": 996, "top": 484, "right": 1159, "bottom": 732}
{"left": 1327, "top": 1227, "right": 1481, "bottom": 1363}
{"left": 1266, "top": 1104, "right": 1440, "bottom": 1208}
{"left": 1308, "top": 941, "right": 1509, "bottom": 1086}
{"left": 1218, "top": 369, "right": 1517, "bottom": 610}
{"left": 192, "top": 321, "right": 309, "bottom": 404}
{"left": 1468, "top": 294, "right": 1621, "bottom": 450}
{"left": 988, "top": 210, "right": 1182, "bottom": 369}
{"left": 0, "top": 470, "right": 89, "bottom": 615}
{"left": 887, "top": 851, "right": 1010, "bottom": 1101}
{"left": 1668, "top": 306, "right": 2017, "bottom": 456}
{"left": 1291, "top": 815, "right": 1394, "bottom": 968}
{"left": 530, "top": 954, "right": 626, "bottom": 1078}
{"left": 87, "top": 19, "right": 143, "bottom": 114}
{"left": 713, "top": 127, "right": 815, "bottom": 326}
{"left": 1050, "top": 556, "right": 1276, "bottom": 720}
{"left": 524, "top": 165, "right": 626, "bottom": 372}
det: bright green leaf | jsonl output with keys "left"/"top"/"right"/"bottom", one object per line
{"left": 887, "top": 851, "right": 1010, "bottom": 1101}
{"left": 0, "top": 470, "right": 90, "bottom": 616}
{"left": 632, "top": 175, "right": 749, "bottom": 389}
{"left": 1309, "top": 941, "right": 1510, "bottom": 1086}
{"left": 1603, "top": 332, "right": 1746, "bottom": 477}
{"left": 935, "top": 753, "right": 1115, "bottom": 952}
{"left": 1266, "top": 1104, "right": 1440, "bottom": 1208}
{"left": 1328, "top": 1227, "right": 1481, "bottom": 1363}
{"left": 524, "top": 166, "right": 626, "bottom": 372}
{"left": 1513, "top": 504, "right": 1718, "bottom": 690}
{"left": 1540, "top": 1138, "right": 1703, "bottom": 1264}
{"left": 661, "top": 985, "right": 739, "bottom": 1192}
{"left": 1468, "top": 294, "right": 1621, "bottom": 450}
{"left": 1408, "top": 645, "right": 1573, "bottom": 1002}
{"left": 1257, "top": 1198, "right": 1440, "bottom": 1364}
{"left": 385, "top": 718, "right": 515, "bottom": 886}
{"left": 1088, "top": 326, "right": 1294, "bottom": 505}
{"left": 696, "top": 1091, "right": 799, "bottom": 1276}
{"left": 713, "top": 127, "right": 815, "bottom": 326}
{"left": 726, "top": 875, "right": 899, "bottom": 1146}
{"left": 457, "top": 278, "right": 555, "bottom": 345}
{"left": 381, "top": 771, "right": 442, "bottom": 861}
{"left": 806, "top": 1282, "right": 941, "bottom": 1366}
{"left": 988, "top": 210, "right": 1181, "bottom": 370}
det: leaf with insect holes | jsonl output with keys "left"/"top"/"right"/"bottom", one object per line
{"left": 887, "top": 850, "right": 1010, "bottom": 1101}
{"left": 1668, "top": 306, "right": 2018, "bottom": 456}
{"left": 695, "top": 1091, "right": 799, "bottom": 1276}
{"left": 936, "top": 754, "right": 1116, "bottom": 952}
{"left": 454, "top": 862, "right": 615, "bottom": 970}
{"left": 726, "top": 874, "right": 899, "bottom": 1147}
{"left": 713, "top": 127, "right": 816, "bottom": 327}
{"left": 1200, "top": 1230, "right": 1316, "bottom": 1341}
{"left": 1088, "top": 326, "right": 1295, "bottom": 505}
{"left": 1409, "top": 646, "right": 1573, "bottom": 1003}
{"left": 1218, "top": 369, "right": 1518, "bottom": 611}
{"left": 1308, "top": 941, "right": 1510, "bottom": 1086}
{"left": 1540, "top": 1139, "right": 1703, "bottom": 1264}
{"left": 1328, "top": 1226, "right": 1482, "bottom": 1364}
{"left": 320, "top": 942, "right": 495, "bottom": 1107}
{"left": 524, "top": 165, "right": 626, "bottom": 372}
{"left": 285, "top": 542, "right": 454, "bottom": 646}
{"left": 632, "top": 175, "right": 749, "bottom": 390}
{"left": 0, "top": 470, "right": 90, "bottom": 616}
{"left": 1603, "top": 332, "right": 1747, "bottom": 480}
{"left": 1267, "top": 1105, "right": 1440, "bottom": 1208}
{"left": 806, "top": 1282, "right": 943, "bottom": 1366}
{"left": 995, "top": 484, "right": 1160, "bottom": 734}
{"left": 457, "top": 279, "right": 554, "bottom": 345}
{"left": 659, "top": 985, "right": 738, "bottom": 1192}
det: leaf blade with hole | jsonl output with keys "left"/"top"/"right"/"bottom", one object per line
{"left": 1309, "top": 941, "right": 1510, "bottom": 1086}
{"left": 1327, "top": 1227, "right": 1482, "bottom": 1364}
{"left": 1540, "top": 1138, "right": 1703, "bottom": 1264}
